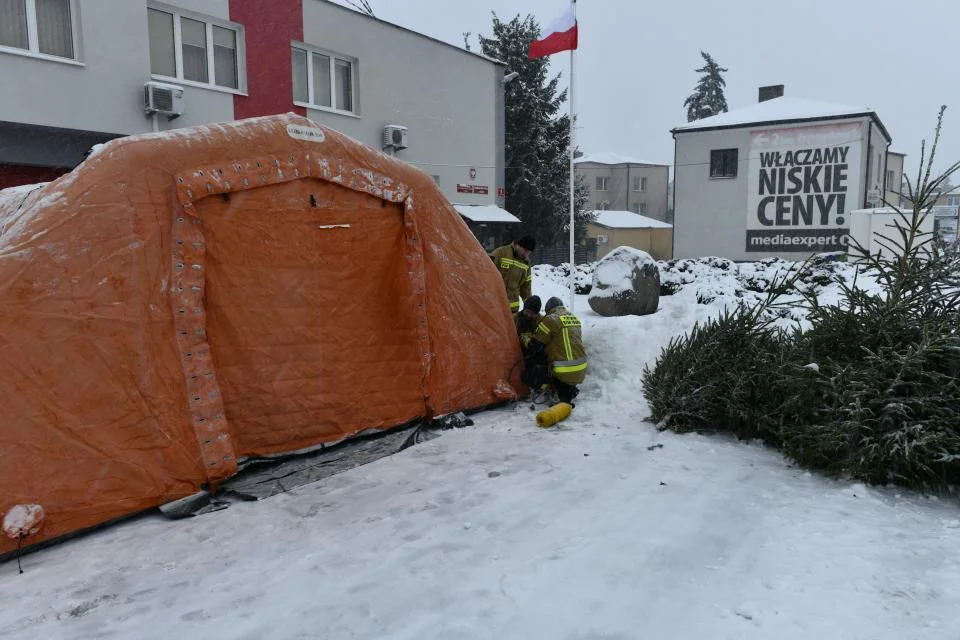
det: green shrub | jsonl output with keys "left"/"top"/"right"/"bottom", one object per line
{"left": 642, "top": 107, "right": 960, "bottom": 493}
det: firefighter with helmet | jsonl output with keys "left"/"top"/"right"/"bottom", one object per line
{"left": 489, "top": 235, "right": 536, "bottom": 312}
{"left": 526, "top": 296, "right": 588, "bottom": 405}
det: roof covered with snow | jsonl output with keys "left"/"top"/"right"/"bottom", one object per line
{"left": 672, "top": 97, "right": 885, "bottom": 136}
{"left": 575, "top": 152, "right": 667, "bottom": 167}
{"left": 453, "top": 204, "right": 521, "bottom": 224}
{"left": 590, "top": 210, "right": 673, "bottom": 229}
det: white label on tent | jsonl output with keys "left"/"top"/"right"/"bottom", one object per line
{"left": 287, "top": 124, "right": 326, "bottom": 143}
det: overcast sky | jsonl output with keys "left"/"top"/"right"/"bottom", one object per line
{"left": 357, "top": 0, "right": 959, "bottom": 180}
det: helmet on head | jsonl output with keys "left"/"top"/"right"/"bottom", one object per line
{"left": 523, "top": 295, "right": 542, "bottom": 313}
{"left": 515, "top": 235, "right": 536, "bottom": 252}
{"left": 544, "top": 297, "right": 564, "bottom": 314}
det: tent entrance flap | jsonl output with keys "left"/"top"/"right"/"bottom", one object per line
{"left": 195, "top": 179, "right": 425, "bottom": 459}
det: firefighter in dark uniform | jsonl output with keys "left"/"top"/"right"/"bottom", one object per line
{"left": 527, "top": 297, "right": 588, "bottom": 405}
{"left": 489, "top": 235, "right": 535, "bottom": 312}
{"left": 514, "top": 295, "right": 549, "bottom": 393}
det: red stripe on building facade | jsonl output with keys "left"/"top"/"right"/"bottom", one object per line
{"left": 230, "top": 0, "right": 306, "bottom": 119}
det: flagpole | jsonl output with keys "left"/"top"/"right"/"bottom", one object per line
{"left": 568, "top": 0, "right": 577, "bottom": 311}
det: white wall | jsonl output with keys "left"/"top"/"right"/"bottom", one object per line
{"left": 673, "top": 127, "right": 751, "bottom": 259}
{"left": 301, "top": 1, "right": 503, "bottom": 206}
{"left": 864, "top": 121, "right": 891, "bottom": 208}
{"left": 673, "top": 117, "right": 876, "bottom": 260}
{"left": 848, "top": 208, "right": 934, "bottom": 261}
{"left": 0, "top": 0, "right": 235, "bottom": 136}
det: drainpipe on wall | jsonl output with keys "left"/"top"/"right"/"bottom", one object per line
{"left": 883, "top": 140, "right": 891, "bottom": 206}
{"left": 863, "top": 121, "right": 873, "bottom": 209}
{"left": 671, "top": 133, "right": 677, "bottom": 258}
{"left": 625, "top": 164, "right": 631, "bottom": 212}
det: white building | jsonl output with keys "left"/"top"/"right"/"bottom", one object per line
{"left": 574, "top": 152, "right": 670, "bottom": 221}
{"left": 0, "top": 0, "right": 506, "bottom": 208}
{"left": 671, "top": 86, "right": 896, "bottom": 260}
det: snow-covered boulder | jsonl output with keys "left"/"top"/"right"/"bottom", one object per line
{"left": 588, "top": 246, "right": 660, "bottom": 317}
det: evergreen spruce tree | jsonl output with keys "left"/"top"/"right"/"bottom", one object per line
{"left": 480, "top": 14, "right": 591, "bottom": 247}
{"left": 683, "top": 52, "right": 729, "bottom": 122}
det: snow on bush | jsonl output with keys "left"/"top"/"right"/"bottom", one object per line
{"left": 537, "top": 255, "right": 867, "bottom": 324}
{"left": 643, "top": 187, "right": 960, "bottom": 492}
{"left": 532, "top": 262, "right": 595, "bottom": 294}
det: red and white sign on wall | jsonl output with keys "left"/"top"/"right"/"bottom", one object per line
{"left": 497, "top": 186, "right": 505, "bottom": 197}
{"left": 457, "top": 184, "right": 489, "bottom": 195}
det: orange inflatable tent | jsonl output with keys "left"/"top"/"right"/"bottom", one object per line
{"left": 0, "top": 114, "right": 521, "bottom": 554}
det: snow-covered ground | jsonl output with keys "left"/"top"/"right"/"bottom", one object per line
{"left": 2, "top": 260, "right": 959, "bottom": 640}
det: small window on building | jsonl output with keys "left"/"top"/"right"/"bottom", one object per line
{"left": 431, "top": 175, "right": 440, "bottom": 185}
{"left": 710, "top": 149, "right": 738, "bottom": 178}
{"left": 0, "top": 0, "right": 75, "bottom": 59}
{"left": 148, "top": 6, "right": 244, "bottom": 91}
{"left": 633, "top": 177, "right": 647, "bottom": 192}
{"left": 292, "top": 43, "right": 358, "bottom": 114}
{"left": 291, "top": 48, "right": 308, "bottom": 103}
{"left": 212, "top": 25, "right": 239, "bottom": 89}
{"left": 595, "top": 176, "right": 609, "bottom": 191}
{"left": 631, "top": 202, "right": 648, "bottom": 214}
{"left": 180, "top": 17, "right": 208, "bottom": 83}
{"left": 885, "top": 170, "right": 895, "bottom": 189}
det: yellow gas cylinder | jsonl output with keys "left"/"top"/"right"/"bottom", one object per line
{"left": 536, "top": 402, "right": 573, "bottom": 428}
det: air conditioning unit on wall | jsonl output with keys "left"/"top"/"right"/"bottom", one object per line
{"left": 382, "top": 124, "right": 409, "bottom": 151}
{"left": 144, "top": 81, "right": 185, "bottom": 120}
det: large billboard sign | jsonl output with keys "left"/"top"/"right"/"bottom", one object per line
{"left": 746, "top": 122, "right": 862, "bottom": 252}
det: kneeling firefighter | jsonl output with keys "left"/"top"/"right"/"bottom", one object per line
{"left": 515, "top": 295, "right": 548, "bottom": 392}
{"left": 527, "top": 297, "right": 588, "bottom": 405}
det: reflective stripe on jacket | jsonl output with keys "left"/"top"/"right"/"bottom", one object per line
{"left": 533, "top": 306, "right": 588, "bottom": 385}
{"left": 489, "top": 244, "right": 532, "bottom": 310}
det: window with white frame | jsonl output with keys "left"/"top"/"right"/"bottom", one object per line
{"left": 292, "top": 44, "right": 356, "bottom": 113}
{"left": 633, "top": 177, "right": 647, "bottom": 192}
{"left": 595, "top": 176, "right": 609, "bottom": 191}
{"left": 148, "top": 5, "right": 243, "bottom": 90}
{"left": 0, "top": 0, "right": 76, "bottom": 59}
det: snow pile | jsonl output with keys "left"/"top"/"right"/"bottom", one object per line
{"left": 0, "top": 258, "right": 956, "bottom": 639}
{"left": 532, "top": 261, "right": 595, "bottom": 295}
{"left": 537, "top": 256, "right": 872, "bottom": 320}
{"left": 1, "top": 504, "right": 45, "bottom": 538}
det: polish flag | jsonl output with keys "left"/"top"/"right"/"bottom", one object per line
{"left": 528, "top": 4, "right": 578, "bottom": 60}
